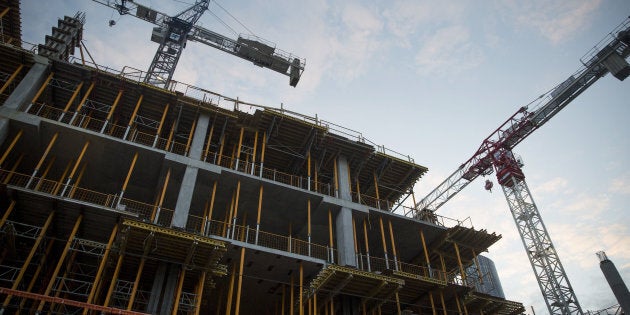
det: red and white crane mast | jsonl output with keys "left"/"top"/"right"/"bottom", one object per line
{"left": 407, "top": 17, "right": 630, "bottom": 315}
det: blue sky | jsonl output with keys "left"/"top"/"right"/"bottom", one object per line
{"left": 22, "top": 0, "right": 630, "bottom": 313}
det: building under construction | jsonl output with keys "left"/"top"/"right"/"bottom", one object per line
{"left": 0, "top": 2, "right": 525, "bottom": 314}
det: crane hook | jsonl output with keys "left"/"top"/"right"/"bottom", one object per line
{"left": 484, "top": 179, "right": 493, "bottom": 193}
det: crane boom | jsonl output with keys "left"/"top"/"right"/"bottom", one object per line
{"left": 407, "top": 17, "right": 630, "bottom": 217}
{"left": 90, "top": 0, "right": 305, "bottom": 87}
{"left": 407, "top": 16, "right": 630, "bottom": 315}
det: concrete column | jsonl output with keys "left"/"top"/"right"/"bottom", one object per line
{"left": 334, "top": 156, "right": 356, "bottom": 267}
{"left": 172, "top": 113, "right": 210, "bottom": 228}
{"left": 0, "top": 55, "right": 49, "bottom": 145}
{"left": 160, "top": 264, "right": 180, "bottom": 315}
{"left": 147, "top": 263, "right": 167, "bottom": 314}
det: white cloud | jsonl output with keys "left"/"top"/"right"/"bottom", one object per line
{"left": 534, "top": 176, "right": 568, "bottom": 194}
{"left": 609, "top": 173, "right": 630, "bottom": 194}
{"left": 383, "top": 0, "right": 466, "bottom": 44}
{"left": 500, "top": 0, "right": 604, "bottom": 44}
{"left": 414, "top": 25, "right": 484, "bottom": 76}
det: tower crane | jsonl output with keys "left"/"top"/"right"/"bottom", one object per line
{"left": 91, "top": 0, "right": 305, "bottom": 88}
{"left": 405, "top": 17, "right": 630, "bottom": 315}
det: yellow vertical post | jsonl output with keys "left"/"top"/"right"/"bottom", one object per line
{"left": 299, "top": 262, "right": 304, "bottom": 315}
{"left": 61, "top": 140, "right": 89, "bottom": 197}
{"left": 235, "top": 247, "right": 246, "bottom": 315}
{"left": 2, "top": 153, "right": 23, "bottom": 185}
{"left": 314, "top": 161, "right": 318, "bottom": 192}
{"left": 203, "top": 181, "right": 218, "bottom": 235}
{"left": 0, "top": 200, "right": 16, "bottom": 228}
{"left": 26, "top": 132, "right": 59, "bottom": 188}
{"left": 378, "top": 217, "right": 389, "bottom": 269}
{"left": 333, "top": 159, "right": 338, "bottom": 197}
{"left": 83, "top": 224, "right": 118, "bottom": 314}
{"left": 60, "top": 81, "right": 84, "bottom": 121}
{"left": 328, "top": 209, "right": 334, "bottom": 263}
{"left": 71, "top": 81, "right": 95, "bottom": 116}
{"left": 255, "top": 184, "right": 263, "bottom": 244}
{"left": 166, "top": 120, "right": 176, "bottom": 151}
{"left": 472, "top": 249, "right": 483, "bottom": 283}
{"left": 0, "top": 129, "right": 22, "bottom": 167}
{"left": 31, "top": 72, "right": 54, "bottom": 105}
{"left": 33, "top": 155, "right": 53, "bottom": 190}
{"left": 36, "top": 214, "right": 82, "bottom": 313}
{"left": 453, "top": 289, "right": 463, "bottom": 315}
{"left": 453, "top": 242, "right": 466, "bottom": 285}
{"left": 226, "top": 263, "right": 237, "bottom": 315}
{"left": 103, "top": 254, "right": 124, "bottom": 307}
{"left": 102, "top": 89, "right": 123, "bottom": 131}
{"left": 152, "top": 167, "right": 171, "bottom": 223}
{"left": 235, "top": 127, "right": 244, "bottom": 169}
{"left": 203, "top": 121, "right": 215, "bottom": 162}
{"left": 395, "top": 292, "right": 402, "bottom": 315}
{"left": 153, "top": 103, "right": 170, "bottom": 147}
{"left": 362, "top": 219, "right": 371, "bottom": 271}
{"left": 307, "top": 199, "right": 312, "bottom": 255}
{"left": 172, "top": 268, "right": 187, "bottom": 314}
{"left": 1, "top": 211, "right": 54, "bottom": 309}
{"left": 127, "top": 257, "right": 146, "bottom": 310}
{"left": 251, "top": 130, "right": 258, "bottom": 174}
{"left": 53, "top": 159, "right": 73, "bottom": 195}
{"left": 16, "top": 240, "right": 55, "bottom": 314}
{"left": 307, "top": 151, "right": 311, "bottom": 191}
{"left": 420, "top": 229, "right": 431, "bottom": 266}
{"left": 0, "top": 7, "right": 8, "bottom": 19}
{"left": 373, "top": 172, "right": 380, "bottom": 207}
{"left": 356, "top": 178, "right": 361, "bottom": 203}
{"left": 428, "top": 291, "right": 437, "bottom": 315}
{"left": 124, "top": 94, "right": 143, "bottom": 139}
{"left": 118, "top": 151, "right": 139, "bottom": 204}
{"left": 194, "top": 271, "right": 207, "bottom": 315}
{"left": 185, "top": 113, "right": 198, "bottom": 156}
{"left": 439, "top": 290, "right": 447, "bottom": 315}
{"left": 69, "top": 163, "right": 87, "bottom": 198}
{"left": 388, "top": 220, "right": 399, "bottom": 270}
{"left": 313, "top": 292, "right": 317, "bottom": 315}
{"left": 230, "top": 181, "right": 241, "bottom": 238}
{"left": 281, "top": 284, "right": 286, "bottom": 315}
{"left": 259, "top": 131, "right": 267, "bottom": 177}
{"left": 352, "top": 216, "right": 359, "bottom": 266}
{"left": 0, "top": 64, "right": 23, "bottom": 95}
{"left": 217, "top": 133, "right": 226, "bottom": 165}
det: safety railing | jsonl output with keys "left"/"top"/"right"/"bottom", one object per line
{"left": 356, "top": 254, "right": 448, "bottom": 284}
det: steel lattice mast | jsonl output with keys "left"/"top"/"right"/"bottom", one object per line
{"left": 407, "top": 17, "right": 630, "bottom": 315}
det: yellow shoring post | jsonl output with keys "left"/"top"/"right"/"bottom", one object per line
{"left": 31, "top": 72, "right": 54, "bottom": 105}
{"left": 395, "top": 292, "right": 402, "bottom": 315}
{"left": 27, "top": 132, "right": 59, "bottom": 187}
{"left": 82, "top": 224, "right": 118, "bottom": 314}
{"left": 314, "top": 160, "right": 318, "bottom": 192}
{"left": 103, "top": 254, "right": 124, "bottom": 308}
{"left": 388, "top": 220, "right": 399, "bottom": 270}
{"left": 205, "top": 181, "right": 217, "bottom": 235}
{"left": 290, "top": 274, "right": 295, "bottom": 315}
{"left": 356, "top": 178, "right": 361, "bottom": 203}
{"left": 152, "top": 167, "right": 171, "bottom": 223}
{"left": 203, "top": 122, "right": 215, "bottom": 162}
{"left": 282, "top": 284, "right": 286, "bottom": 315}
{"left": 216, "top": 287, "right": 225, "bottom": 315}
{"left": 69, "top": 163, "right": 87, "bottom": 198}
{"left": 230, "top": 144, "right": 237, "bottom": 168}
{"left": 33, "top": 155, "right": 53, "bottom": 189}
{"left": 1, "top": 211, "right": 53, "bottom": 309}
{"left": 127, "top": 257, "right": 146, "bottom": 310}
{"left": 251, "top": 130, "right": 258, "bottom": 173}
{"left": 230, "top": 181, "right": 241, "bottom": 238}
{"left": 440, "top": 255, "right": 446, "bottom": 275}
{"left": 299, "top": 262, "right": 304, "bottom": 315}
{"left": 61, "top": 81, "right": 84, "bottom": 117}
{"left": 259, "top": 131, "right": 267, "bottom": 177}
{"left": 51, "top": 250, "right": 78, "bottom": 313}
{"left": 226, "top": 263, "right": 237, "bottom": 315}
{"left": 60, "top": 140, "right": 89, "bottom": 196}
{"left": 172, "top": 267, "right": 187, "bottom": 314}
{"left": 235, "top": 247, "right": 246, "bottom": 315}
{"left": 154, "top": 103, "right": 170, "bottom": 147}
{"left": 333, "top": 159, "right": 338, "bottom": 197}
{"left": 472, "top": 249, "right": 483, "bottom": 284}
{"left": 332, "top": 300, "right": 335, "bottom": 315}
{"left": 185, "top": 113, "right": 198, "bottom": 156}
{"left": 0, "top": 129, "right": 22, "bottom": 167}
{"left": 419, "top": 229, "right": 431, "bottom": 266}
{"left": 288, "top": 221, "right": 293, "bottom": 252}
{"left": 194, "top": 271, "right": 207, "bottom": 315}
{"left": 101, "top": 89, "right": 124, "bottom": 133}
{"left": 2, "top": 153, "right": 22, "bottom": 185}
{"left": 428, "top": 291, "right": 437, "bottom": 315}
{"left": 223, "top": 197, "right": 233, "bottom": 237}
{"left": 0, "top": 64, "right": 23, "bottom": 95}
{"left": 362, "top": 219, "right": 371, "bottom": 271}
{"left": 346, "top": 165, "right": 352, "bottom": 195}
{"left": 217, "top": 133, "right": 226, "bottom": 165}
{"left": 0, "top": 200, "right": 16, "bottom": 228}
{"left": 378, "top": 217, "right": 389, "bottom": 269}
{"left": 241, "top": 212, "right": 248, "bottom": 242}
{"left": 313, "top": 292, "right": 317, "bottom": 315}
{"left": 362, "top": 301, "right": 367, "bottom": 315}
{"left": 328, "top": 209, "right": 334, "bottom": 263}
{"left": 119, "top": 151, "right": 139, "bottom": 205}
{"left": 53, "top": 159, "right": 72, "bottom": 195}
{"left": 0, "top": 7, "right": 8, "bottom": 19}
{"left": 255, "top": 184, "right": 263, "bottom": 243}
{"left": 307, "top": 151, "right": 311, "bottom": 191}
{"left": 372, "top": 172, "right": 380, "bottom": 206}
{"left": 126, "top": 94, "right": 144, "bottom": 133}
{"left": 166, "top": 120, "right": 176, "bottom": 151}
{"left": 235, "top": 127, "right": 244, "bottom": 169}
{"left": 352, "top": 216, "right": 359, "bottom": 265}
{"left": 324, "top": 300, "right": 328, "bottom": 315}
{"left": 36, "top": 213, "right": 81, "bottom": 313}
{"left": 453, "top": 242, "right": 466, "bottom": 285}
{"left": 308, "top": 298, "right": 312, "bottom": 315}
{"left": 72, "top": 82, "right": 95, "bottom": 116}
{"left": 439, "top": 290, "right": 447, "bottom": 315}
{"left": 16, "top": 240, "right": 55, "bottom": 314}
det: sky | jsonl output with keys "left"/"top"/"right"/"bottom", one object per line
{"left": 21, "top": 0, "right": 630, "bottom": 313}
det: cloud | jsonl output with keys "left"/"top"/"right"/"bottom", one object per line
{"left": 609, "top": 173, "right": 630, "bottom": 194}
{"left": 500, "top": 0, "right": 603, "bottom": 44}
{"left": 534, "top": 177, "right": 568, "bottom": 194}
{"left": 414, "top": 25, "right": 484, "bottom": 76}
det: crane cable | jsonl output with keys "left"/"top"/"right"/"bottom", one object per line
{"left": 213, "top": 0, "right": 255, "bottom": 36}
